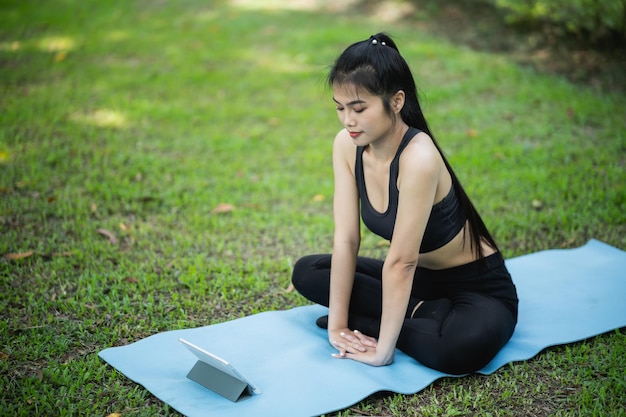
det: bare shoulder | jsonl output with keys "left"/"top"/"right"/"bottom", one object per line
{"left": 399, "top": 130, "right": 442, "bottom": 177}
{"left": 333, "top": 129, "right": 357, "bottom": 166}
{"left": 333, "top": 128, "right": 353, "bottom": 151}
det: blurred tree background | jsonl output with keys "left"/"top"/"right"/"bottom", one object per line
{"left": 492, "top": 0, "right": 626, "bottom": 42}
{"left": 396, "top": 0, "right": 625, "bottom": 92}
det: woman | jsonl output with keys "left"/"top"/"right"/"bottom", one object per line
{"left": 291, "top": 33, "right": 518, "bottom": 375}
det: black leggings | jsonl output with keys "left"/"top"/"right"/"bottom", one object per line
{"left": 291, "top": 253, "right": 518, "bottom": 375}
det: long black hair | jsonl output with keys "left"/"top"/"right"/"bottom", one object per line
{"left": 328, "top": 33, "right": 499, "bottom": 259}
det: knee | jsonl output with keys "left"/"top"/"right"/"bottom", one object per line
{"left": 436, "top": 324, "right": 512, "bottom": 375}
{"left": 400, "top": 321, "right": 508, "bottom": 375}
{"left": 437, "top": 332, "right": 494, "bottom": 375}
{"left": 291, "top": 254, "right": 330, "bottom": 290}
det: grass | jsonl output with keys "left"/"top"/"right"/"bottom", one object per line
{"left": 1, "top": 0, "right": 625, "bottom": 415}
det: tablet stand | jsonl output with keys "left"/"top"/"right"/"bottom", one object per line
{"left": 186, "top": 360, "right": 250, "bottom": 402}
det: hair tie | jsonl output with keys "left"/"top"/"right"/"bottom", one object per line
{"left": 370, "top": 36, "right": 386, "bottom": 46}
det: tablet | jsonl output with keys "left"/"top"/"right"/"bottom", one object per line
{"left": 179, "top": 338, "right": 261, "bottom": 395}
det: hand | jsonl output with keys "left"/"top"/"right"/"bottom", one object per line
{"left": 329, "top": 328, "right": 392, "bottom": 366}
{"left": 329, "top": 328, "right": 377, "bottom": 355}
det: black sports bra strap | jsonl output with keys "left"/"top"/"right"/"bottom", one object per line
{"left": 395, "top": 127, "right": 421, "bottom": 159}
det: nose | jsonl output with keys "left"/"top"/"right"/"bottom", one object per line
{"left": 343, "top": 110, "right": 355, "bottom": 127}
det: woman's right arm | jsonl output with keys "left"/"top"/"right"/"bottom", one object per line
{"left": 328, "top": 131, "right": 361, "bottom": 338}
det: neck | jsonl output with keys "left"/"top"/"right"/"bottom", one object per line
{"left": 367, "top": 122, "right": 409, "bottom": 162}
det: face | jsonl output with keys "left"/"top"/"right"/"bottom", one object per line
{"left": 332, "top": 84, "right": 396, "bottom": 147}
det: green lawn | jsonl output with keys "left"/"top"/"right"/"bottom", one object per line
{"left": 1, "top": 1, "right": 624, "bottom": 416}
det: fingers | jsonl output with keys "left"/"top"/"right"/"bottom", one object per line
{"left": 332, "top": 336, "right": 366, "bottom": 353}
{"left": 339, "top": 331, "right": 360, "bottom": 344}
{"left": 331, "top": 351, "right": 346, "bottom": 358}
{"left": 342, "top": 331, "right": 370, "bottom": 352}
{"left": 353, "top": 329, "right": 377, "bottom": 347}
{"left": 330, "top": 329, "right": 378, "bottom": 359}
{"left": 330, "top": 340, "right": 347, "bottom": 358}
{"left": 332, "top": 339, "right": 366, "bottom": 353}
{"left": 332, "top": 348, "right": 386, "bottom": 366}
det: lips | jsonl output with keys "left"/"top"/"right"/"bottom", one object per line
{"left": 349, "top": 131, "right": 362, "bottom": 138}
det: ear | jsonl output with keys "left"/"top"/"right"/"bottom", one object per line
{"left": 391, "top": 90, "right": 405, "bottom": 114}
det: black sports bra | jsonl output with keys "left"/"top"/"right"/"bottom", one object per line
{"left": 355, "top": 127, "right": 466, "bottom": 253}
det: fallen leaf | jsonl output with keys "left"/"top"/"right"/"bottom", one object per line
{"left": 0, "top": 351, "right": 9, "bottom": 360}
{"left": 211, "top": 203, "right": 236, "bottom": 214}
{"left": 119, "top": 222, "right": 131, "bottom": 232}
{"left": 90, "top": 202, "right": 98, "bottom": 213}
{"left": 376, "top": 240, "right": 390, "bottom": 248}
{"left": 531, "top": 199, "right": 543, "bottom": 210}
{"left": 47, "top": 196, "right": 56, "bottom": 203}
{"left": 466, "top": 128, "right": 479, "bottom": 138}
{"left": 2, "top": 251, "right": 34, "bottom": 260}
{"left": 312, "top": 194, "right": 325, "bottom": 202}
{"left": 2, "top": 251, "right": 75, "bottom": 261}
{"left": 123, "top": 276, "right": 138, "bottom": 284}
{"left": 106, "top": 414, "right": 122, "bottom": 417}
{"left": 285, "top": 283, "right": 295, "bottom": 293}
{"left": 96, "top": 228, "right": 118, "bottom": 244}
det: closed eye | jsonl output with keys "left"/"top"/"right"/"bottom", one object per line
{"left": 335, "top": 106, "right": 365, "bottom": 113}
{"left": 333, "top": 96, "right": 367, "bottom": 113}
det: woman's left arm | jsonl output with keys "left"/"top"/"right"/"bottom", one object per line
{"left": 341, "top": 134, "right": 441, "bottom": 366}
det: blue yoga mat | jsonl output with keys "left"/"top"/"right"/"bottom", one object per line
{"left": 99, "top": 240, "right": 626, "bottom": 417}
